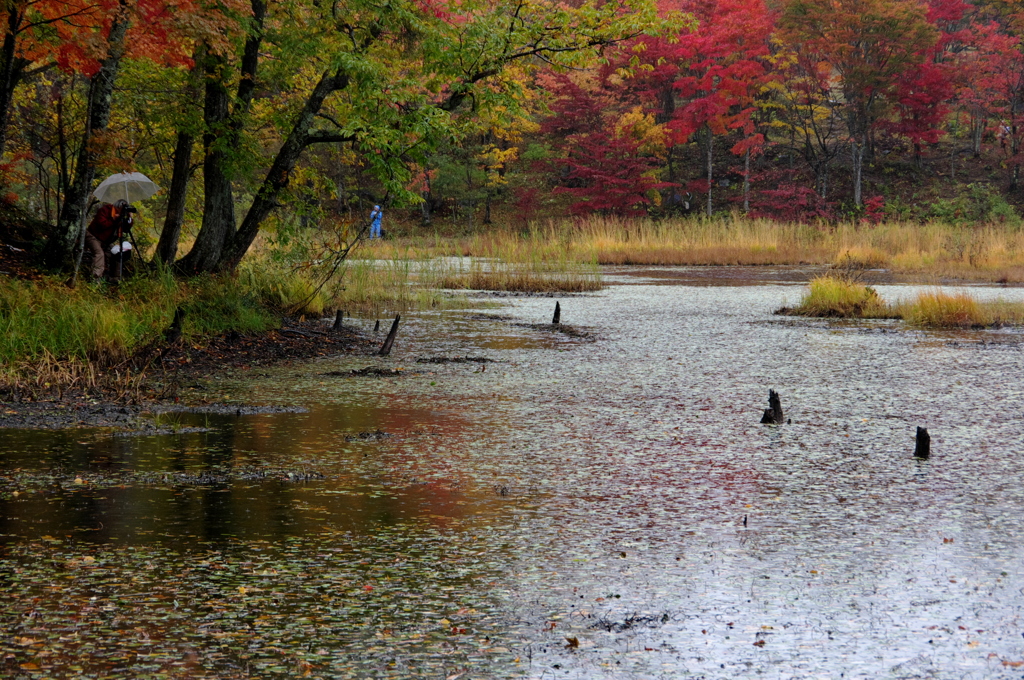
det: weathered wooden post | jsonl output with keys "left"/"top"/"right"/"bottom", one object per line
{"left": 332, "top": 310, "right": 344, "bottom": 330}
{"left": 378, "top": 315, "right": 401, "bottom": 356}
{"left": 164, "top": 307, "right": 185, "bottom": 344}
{"left": 914, "top": 426, "right": 930, "bottom": 458}
{"left": 759, "top": 389, "right": 785, "bottom": 425}
{"left": 374, "top": 319, "right": 380, "bottom": 333}
{"left": 552, "top": 301, "right": 561, "bottom": 325}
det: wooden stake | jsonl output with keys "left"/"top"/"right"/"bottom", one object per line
{"left": 759, "top": 389, "right": 785, "bottom": 425}
{"left": 164, "top": 307, "right": 185, "bottom": 344}
{"left": 552, "top": 301, "right": 561, "bottom": 325}
{"left": 378, "top": 314, "right": 401, "bottom": 356}
{"left": 332, "top": 310, "right": 344, "bottom": 330}
{"left": 915, "top": 426, "right": 930, "bottom": 458}
{"left": 374, "top": 319, "right": 380, "bottom": 333}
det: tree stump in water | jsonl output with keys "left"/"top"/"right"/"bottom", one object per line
{"left": 760, "top": 389, "right": 785, "bottom": 425}
{"left": 332, "top": 310, "right": 344, "bottom": 330}
{"left": 915, "top": 426, "right": 930, "bottom": 458}
{"left": 378, "top": 314, "right": 401, "bottom": 356}
{"left": 374, "top": 319, "right": 380, "bottom": 333}
{"left": 552, "top": 301, "right": 561, "bottom": 325}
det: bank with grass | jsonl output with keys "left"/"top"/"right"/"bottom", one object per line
{"left": 370, "top": 215, "right": 1024, "bottom": 283}
{"left": 0, "top": 271, "right": 279, "bottom": 395}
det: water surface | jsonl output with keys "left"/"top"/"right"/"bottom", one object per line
{"left": 2, "top": 270, "right": 1024, "bottom": 679}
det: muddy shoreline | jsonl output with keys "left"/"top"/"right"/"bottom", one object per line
{"left": 0, "top": 316, "right": 379, "bottom": 430}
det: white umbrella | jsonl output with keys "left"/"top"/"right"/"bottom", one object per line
{"left": 93, "top": 172, "right": 160, "bottom": 204}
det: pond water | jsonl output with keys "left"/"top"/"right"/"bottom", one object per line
{"left": 3, "top": 268, "right": 1024, "bottom": 679}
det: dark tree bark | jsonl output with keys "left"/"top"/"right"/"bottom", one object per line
{"left": 174, "top": 52, "right": 235, "bottom": 275}
{"left": 378, "top": 314, "right": 400, "bottom": 356}
{"left": 217, "top": 69, "right": 352, "bottom": 272}
{"left": 0, "top": 9, "right": 29, "bottom": 161}
{"left": 154, "top": 131, "right": 194, "bottom": 264}
{"left": 914, "top": 426, "right": 930, "bottom": 458}
{"left": 175, "top": 0, "right": 265, "bottom": 274}
{"left": 44, "top": 4, "right": 131, "bottom": 269}
{"left": 760, "top": 389, "right": 785, "bottom": 425}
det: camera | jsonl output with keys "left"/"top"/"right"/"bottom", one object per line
{"left": 124, "top": 206, "right": 138, "bottom": 214}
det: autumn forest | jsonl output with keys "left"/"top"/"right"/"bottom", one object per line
{"left": 1, "top": 0, "right": 1024, "bottom": 275}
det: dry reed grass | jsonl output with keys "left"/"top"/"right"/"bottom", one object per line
{"left": 897, "top": 291, "right": 1024, "bottom": 328}
{"left": 786, "top": 276, "right": 1024, "bottom": 328}
{"left": 371, "top": 216, "right": 1024, "bottom": 282}
{"left": 361, "top": 231, "right": 602, "bottom": 293}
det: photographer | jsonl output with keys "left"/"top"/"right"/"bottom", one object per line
{"left": 86, "top": 199, "right": 135, "bottom": 282}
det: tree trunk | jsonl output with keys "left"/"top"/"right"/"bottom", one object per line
{"left": 705, "top": 129, "right": 713, "bottom": 217}
{"left": 176, "top": 1, "right": 267, "bottom": 275}
{"left": 1013, "top": 120, "right": 1020, "bottom": 192}
{"left": 743, "top": 147, "right": 750, "bottom": 213}
{"left": 175, "top": 52, "right": 235, "bottom": 275}
{"left": 972, "top": 113, "right": 984, "bottom": 157}
{"left": 44, "top": 4, "right": 131, "bottom": 270}
{"left": 0, "top": 9, "right": 29, "bottom": 161}
{"left": 154, "top": 131, "right": 194, "bottom": 264}
{"left": 852, "top": 137, "right": 864, "bottom": 206}
{"left": 217, "top": 69, "right": 351, "bottom": 272}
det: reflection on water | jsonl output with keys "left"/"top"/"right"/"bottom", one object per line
{"left": 3, "top": 271, "right": 1024, "bottom": 678}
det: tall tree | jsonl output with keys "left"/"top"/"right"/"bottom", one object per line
{"left": 542, "top": 74, "right": 671, "bottom": 215}
{"left": 780, "top": 0, "right": 937, "bottom": 205}
{"left": 40, "top": 0, "right": 223, "bottom": 268}
{"left": 172, "top": 0, "right": 661, "bottom": 274}
{"left": 43, "top": 0, "right": 132, "bottom": 268}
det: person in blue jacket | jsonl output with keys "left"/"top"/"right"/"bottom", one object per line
{"left": 369, "top": 205, "right": 383, "bottom": 239}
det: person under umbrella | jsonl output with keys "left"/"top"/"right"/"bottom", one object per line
{"left": 85, "top": 199, "right": 134, "bottom": 282}
{"left": 84, "top": 172, "right": 159, "bottom": 282}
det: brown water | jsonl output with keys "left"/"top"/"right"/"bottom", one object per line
{"left": 3, "top": 268, "right": 1024, "bottom": 679}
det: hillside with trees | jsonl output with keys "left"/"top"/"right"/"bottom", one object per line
{"left": 2, "top": 0, "right": 1024, "bottom": 274}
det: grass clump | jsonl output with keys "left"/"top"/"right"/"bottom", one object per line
{"left": 785, "top": 276, "right": 893, "bottom": 318}
{"left": 361, "top": 228, "right": 603, "bottom": 293}
{"left": 899, "top": 291, "right": 1024, "bottom": 328}
{"left": 784, "top": 275, "right": 1024, "bottom": 328}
